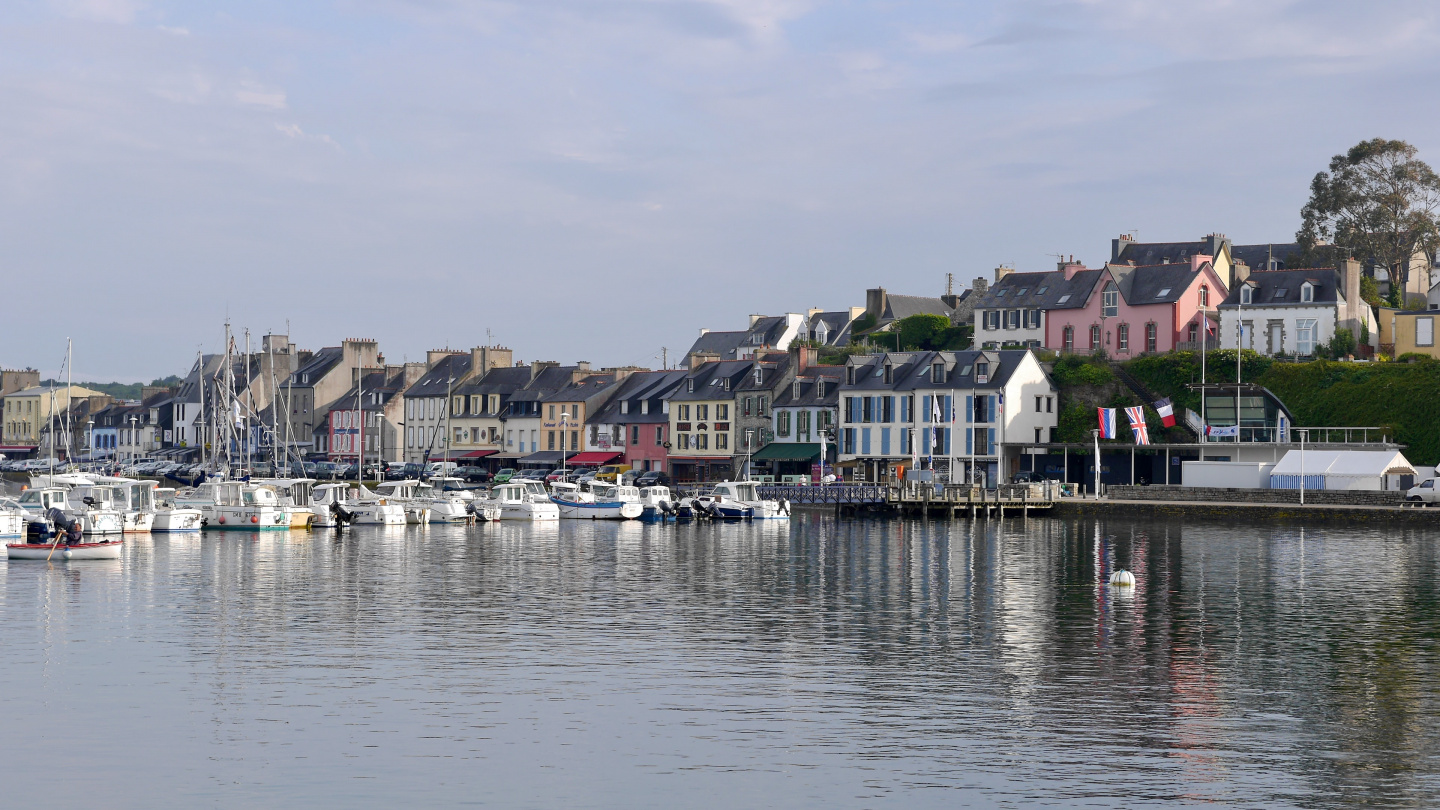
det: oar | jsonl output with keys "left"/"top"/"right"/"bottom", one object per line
{"left": 45, "top": 525, "right": 65, "bottom": 561}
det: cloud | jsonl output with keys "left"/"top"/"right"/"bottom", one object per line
{"left": 276, "top": 123, "right": 341, "bottom": 149}
{"left": 157, "top": 25, "right": 190, "bottom": 36}
{"left": 50, "top": 0, "right": 142, "bottom": 24}
{"left": 235, "top": 81, "right": 287, "bottom": 109}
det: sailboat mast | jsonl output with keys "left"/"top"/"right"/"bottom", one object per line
{"left": 197, "top": 351, "right": 206, "bottom": 469}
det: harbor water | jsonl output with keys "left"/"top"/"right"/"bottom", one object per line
{"left": 3, "top": 513, "right": 1439, "bottom": 808}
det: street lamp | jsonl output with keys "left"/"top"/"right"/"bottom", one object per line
{"left": 87, "top": 418, "right": 94, "bottom": 465}
{"left": 129, "top": 415, "right": 138, "bottom": 466}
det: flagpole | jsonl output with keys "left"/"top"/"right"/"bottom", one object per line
{"left": 1092, "top": 428, "right": 1101, "bottom": 499}
{"left": 1200, "top": 309, "right": 1208, "bottom": 461}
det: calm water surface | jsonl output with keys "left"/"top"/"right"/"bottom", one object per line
{"left": 3, "top": 513, "right": 1439, "bottom": 808}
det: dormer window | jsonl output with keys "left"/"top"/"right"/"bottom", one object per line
{"left": 620, "top": 401, "right": 629, "bottom": 414}
{"left": 846, "top": 366, "right": 855, "bottom": 386}
{"left": 753, "top": 367, "right": 763, "bottom": 385}
{"left": 975, "top": 362, "right": 989, "bottom": 384}
{"left": 815, "top": 380, "right": 825, "bottom": 397}
{"left": 751, "top": 333, "right": 763, "bottom": 345}
{"left": 723, "top": 378, "right": 731, "bottom": 392}
{"left": 687, "top": 379, "right": 694, "bottom": 393}
{"left": 1240, "top": 285, "right": 1253, "bottom": 305}
{"left": 931, "top": 362, "right": 945, "bottom": 384}
{"left": 641, "top": 400, "right": 649, "bottom": 414}
{"left": 1301, "top": 283, "right": 1314, "bottom": 303}
{"left": 883, "top": 364, "right": 893, "bottom": 384}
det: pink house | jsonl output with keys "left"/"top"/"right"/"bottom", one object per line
{"left": 1045, "top": 255, "right": 1228, "bottom": 356}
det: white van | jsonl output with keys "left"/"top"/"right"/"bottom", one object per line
{"left": 425, "top": 461, "right": 458, "bottom": 477}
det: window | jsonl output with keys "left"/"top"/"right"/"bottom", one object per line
{"left": 1145, "top": 322, "right": 1157, "bottom": 353}
{"left": 744, "top": 396, "right": 753, "bottom": 416}
{"left": 1274, "top": 288, "right": 1289, "bottom": 299}
{"left": 570, "top": 430, "right": 579, "bottom": 450}
{"left": 1156, "top": 288, "right": 1171, "bottom": 298}
{"left": 1090, "top": 325, "right": 1101, "bottom": 348}
{"left": 975, "top": 362, "right": 989, "bottom": 383}
{"left": 932, "top": 363, "right": 945, "bottom": 384}
{"left": 687, "top": 379, "right": 694, "bottom": 393}
{"left": 862, "top": 397, "right": 874, "bottom": 423}
{"left": 1188, "top": 322, "right": 1199, "bottom": 343}
{"left": 778, "top": 411, "right": 791, "bottom": 436}
{"left": 1057, "top": 294, "right": 1071, "bottom": 304}
{"left": 846, "top": 366, "right": 855, "bottom": 385}
{"left": 655, "top": 426, "right": 664, "bottom": 445}
{"left": 1035, "top": 395, "right": 1043, "bottom": 413}
{"left": 718, "top": 404, "right": 729, "bottom": 419}
{"left": 1063, "top": 326, "right": 1074, "bottom": 350}
{"left": 984, "top": 310, "right": 1000, "bottom": 330}
{"left": 620, "top": 400, "right": 629, "bottom": 415}
{"left": 1117, "top": 323, "right": 1129, "bottom": 352}
{"left": 1036, "top": 286, "right": 1048, "bottom": 295}
{"left": 1297, "top": 318, "right": 1319, "bottom": 355}
{"left": 547, "top": 431, "right": 556, "bottom": 450}
{"left": 716, "top": 433, "right": 727, "bottom": 450}
{"left": 815, "top": 380, "right": 824, "bottom": 397}
{"left": 548, "top": 404, "right": 556, "bottom": 420}
{"left": 1025, "top": 309, "right": 1041, "bottom": 329}
{"left": 678, "top": 433, "right": 690, "bottom": 450}
{"left": 1102, "top": 283, "right": 1119, "bottom": 317}
{"left": 697, "top": 404, "right": 709, "bottom": 421}
{"left": 997, "top": 288, "right": 1007, "bottom": 297}
{"left": 1417, "top": 316, "right": 1434, "bottom": 347}
{"left": 1006, "top": 310, "right": 1020, "bottom": 330}
{"left": 696, "top": 433, "right": 709, "bottom": 450}
{"left": 722, "top": 378, "right": 730, "bottom": 392}
{"left": 1046, "top": 396, "right": 1053, "bottom": 413}
{"left": 792, "top": 380, "right": 801, "bottom": 399}
{"left": 1301, "top": 283, "right": 1314, "bottom": 303}
{"left": 757, "top": 396, "right": 767, "bottom": 416}
{"left": 883, "top": 364, "right": 893, "bottom": 384}
{"left": 1199, "top": 285, "right": 1209, "bottom": 307}
{"left": 753, "top": 367, "right": 763, "bottom": 385}
{"left": 798, "top": 410, "right": 810, "bottom": 435}
{"left": 680, "top": 404, "right": 690, "bottom": 421}
{"left": 1016, "top": 288, "right": 1029, "bottom": 296}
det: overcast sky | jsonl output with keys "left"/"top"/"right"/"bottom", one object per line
{"left": 3, "top": 0, "right": 1438, "bottom": 380}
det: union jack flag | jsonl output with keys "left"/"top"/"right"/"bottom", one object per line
{"left": 1125, "top": 406, "right": 1149, "bottom": 445}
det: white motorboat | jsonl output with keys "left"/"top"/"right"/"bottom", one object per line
{"left": 251, "top": 479, "right": 319, "bottom": 529}
{"left": 371, "top": 481, "right": 433, "bottom": 525}
{"left": 713, "top": 480, "right": 790, "bottom": 519}
{"left": 637, "top": 486, "right": 677, "bottom": 521}
{"left": 310, "top": 483, "right": 407, "bottom": 526}
{"left": 175, "top": 481, "right": 289, "bottom": 530}
{"left": 488, "top": 482, "right": 560, "bottom": 521}
{"left": 17, "top": 485, "right": 124, "bottom": 535}
{"left": 151, "top": 488, "right": 203, "bottom": 533}
{"left": 94, "top": 477, "right": 157, "bottom": 533}
{"left": 7, "top": 538, "right": 122, "bottom": 560}
{"left": 0, "top": 497, "right": 27, "bottom": 539}
{"left": 550, "top": 481, "right": 642, "bottom": 520}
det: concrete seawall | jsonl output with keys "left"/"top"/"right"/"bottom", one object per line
{"left": 1055, "top": 497, "right": 1437, "bottom": 526}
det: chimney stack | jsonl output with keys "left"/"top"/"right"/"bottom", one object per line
{"left": 1339, "top": 257, "right": 1363, "bottom": 338}
{"left": 994, "top": 266, "right": 1014, "bottom": 283}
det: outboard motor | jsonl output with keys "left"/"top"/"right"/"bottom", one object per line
{"left": 330, "top": 502, "right": 355, "bottom": 526}
{"left": 779, "top": 498, "right": 791, "bottom": 516}
{"left": 46, "top": 507, "right": 83, "bottom": 544}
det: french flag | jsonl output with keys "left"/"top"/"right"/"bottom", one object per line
{"left": 1098, "top": 407, "right": 1117, "bottom": 439}
{"left": 1153, "top": 397, "right": 1176, "bottom": 427}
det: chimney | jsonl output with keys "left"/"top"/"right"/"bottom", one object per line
{"left": 471, "top": 346, "right": 514, "bottom": 374}
{"left": 1192, "top": 254, "right": 1211, "bottom": 274}
{"left": 261, "top": 334, "right": 291, "bottom": 355}
{"left": 848, "top": 306, "right": 866, "bottom": 321}
{"left": 427, "top": 348, "right": 459, "bottom": 366}
{"left": 1063, "top": 262, "right": 1083, "bottom": 281}
{"left": 865, "top": 288, "right": 887, "bottom": 319}
{"left": 1339, "top": 258, "right": 1363, "bottom": 337}
{"left": 531, "top": 360, "right": 559, "bottom": 382}
{"left": 790, "top": 344, "right": 817, "bottom": 373}
{"left": 1232, "top": 259, "right": 1251, "bottom": 285}
{"left": 402, "top": 362, "right": 427, "bottom": 388}
{"left": 995, "top": 266, "right": 1014, "bottom": 283}
{"left": 1112, "top": 234, "right": 1134, "bottom": 262}
{"left": 698, "top": 328, "right": 709, "bottom": 337}
{"left": 748, "top": 314, "right": 763, "bottom": 328}
{"left": 689, "top": 351, "right": 719, "bottom": 370}
{"left": 971, "top": 277, "right": 989, "bottom": 296}
{"left": 343, "top": 338, "right": 380, "bottom": 372}
{"left": 807, "top": 307, "right": 823, "bottom": 319}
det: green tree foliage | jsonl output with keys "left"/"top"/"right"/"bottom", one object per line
{"left": 1298, "top": 139, "right": 1440, "bottom": 299}
{"left": 850, "top": 313, "right": 877, "bottom": 334}
{"left": 1359, "top": 275, "right": 1384, "bottom": 307}
{"left": 1049, "top": 354, "right": 1114, "bottom": 387}
{"left": 895, "top": 314, "right": 951, "bottom": 350}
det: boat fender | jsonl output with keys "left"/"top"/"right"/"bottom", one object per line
{"left": 218, "top": 516, "right": 226, "bottom": 524}
{"left": 251, "top": 515, "right": 259, "bottom": 523}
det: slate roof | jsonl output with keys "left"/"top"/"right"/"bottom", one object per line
{"left": 880, "top": 294, "right": 953, "bottom": 322}
{"left": 667, "top": 361, "right": 753, "bottom": 403}
{"left": 587, "top": 370, "right": 689, "bottom": 425}
{"left": 1231, "top": 243, "right": 1305, "bottom": 272}
{"left": 683, "top": 330, "right": 747, "bottom": 361}
{"left": 970, "top": 269, "right": 1104, "bottom": 311}
{"left": 1217, "top": 268, "right": 1341, "bottom": 308}
{"left": 507, "top": 365, "right": 581, "bottom": 403}
{"left": 841, "top": 350, "right": 1034, "bottom": 392}
{"left": 543, "top": 374, "right": 617, "bottom": 404}
{"left": 329, "top": 370, "right": 404, "bottom": 412}
{"left": 453, "top": 366, "right": 534, "bottom": 416}
{"left": 288, "top": 346, "right": 344, "bottom": 387}
{"left": 805, "top": 312, "right": 855, "bottom": 346}
{"left": 1109, "top": 262, "right": 1208, "bottom": 305}
{"left": 1112, "top": 235, "right": 1227, "bottom": 267}
{"left": 404, "top": 353, "right": 474, "bottom": 399}
{"left": 772, "top": 367, "right": 845, "bottom": 408}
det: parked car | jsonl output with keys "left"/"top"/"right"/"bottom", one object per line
{"left": 492, "top": 468, "right": 517, "bottom": 484}
{"left": 1011, "top": 471, "right": 1057, "bottom": 484}
{"left": 516, "top": 468, "right": 549, "bottom": 482}
{"left": 634, "top": 470, "right": 673, "bottom": 488}
{"left": 1406, "top": 478, "right": 1439, "bottom": 504}
{"left": 402, "top": 462, "right": 425, "bottom": 480}
{"left": 384, "top": 462, "right": 408, "bottom": 480}
{"left": 545, "top": 469, "right": 570, "bottom": 484}
{"left": 595, "top": 464, "right": 632, "bottom": 483}
{"left": 455, "top": 466, "right": 491, "bottom": 483}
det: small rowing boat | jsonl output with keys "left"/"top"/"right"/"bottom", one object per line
{"left": 7, "top": 539, "right": 123, "bottom": 561}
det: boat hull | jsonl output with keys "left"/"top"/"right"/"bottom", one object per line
{"left": 122, "top": 512, "right": 155, "bottom": 533}
{"left": 152, "top": 509, "right": 203, "bottom": 533}
{"left": 7, "top": 540, "right": 123, "bottom": 560}
{"left": 497, "top": 502, "right": 560, "bottom": 521}
{"left": 208, "top": 507, "right": 290, "bottom": 530}
{"left": 0, "top": 513, "right": 23, "bottom": 539}
{"left": 552, "top": 498, "right": 643, "bottom": 520}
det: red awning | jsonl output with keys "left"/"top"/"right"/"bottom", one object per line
{"left": 565, "top": 451, "right": 622, "bottom": 466}
{"left": 0, "top": 445, "right": 38, "bottom": 451}
{"left": 458, "top": 450, "right": 497, "bottom": 459}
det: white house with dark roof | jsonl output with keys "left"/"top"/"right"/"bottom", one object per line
{"left": 683, "top": 313, "right": 805, "bottom": 366}
{"left": 1216, "top": 260, "right": 1374, "bottom": 357}
{"left": 971, "top": 262, "right": 1104, "bottom": 349}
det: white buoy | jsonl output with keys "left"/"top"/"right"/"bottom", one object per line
{"left": 1109, "top": 569, "right": 1136, "bottom": 587}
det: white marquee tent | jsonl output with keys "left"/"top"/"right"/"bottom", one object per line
{"left": 1269, "top": 449, "right": 1416, "bottom": 491}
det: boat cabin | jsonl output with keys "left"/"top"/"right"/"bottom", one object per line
{"left": 18, "top": 488, "right": 70, "bottom": 512}
{"left": 712, "top": 481, "right": 759, "bottom": 501}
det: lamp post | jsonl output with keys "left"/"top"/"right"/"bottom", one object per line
{"left": 1299, "top": 428, "right": 1306, "bottom": 505}
{"left": 87, "top": 418, "right": 94, "bottom": 465}
{"left": 129, "top": 415, "right": 138, "bottom": 467}
{"left": 1092, "top": 428, "right": 1101, "bottom": 499}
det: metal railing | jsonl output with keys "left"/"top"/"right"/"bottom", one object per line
{"left": 756, "top": 485, "right": 887, "bottom": 504}
{"left": 1198, "top": 426, "right": 1393, "bottom": 444}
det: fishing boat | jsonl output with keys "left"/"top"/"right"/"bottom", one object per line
{"left": 550, "top": 481, "right": 642, "bottom": 520}
{"left": 487, "top": 482, "right": 560, "bottom": 521}
{"left": 175, "top": 481, "right": 289, "bottom": 530}
{"left": 0, "top": 497, "right": 27, "bottom": 539}
{"left": 17, "top": 485, "right": 124, "bottom": 535}
{"left": 251, "top": 479, "right": 319, "bottom": 528}
{"left": 309, "top": 483, "right": 407, "bottom": 526}
{"left": 151, "top": 488, "right": 203, "bottom": 532}
{"left": 637, "top": 486, "right": 677, "bottom": 521}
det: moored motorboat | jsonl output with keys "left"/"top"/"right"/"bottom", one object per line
{"left": 550, "top": 481, "right": 642, "bottom": 520}
{"left": 488, "top": 483, "right": 560, "bottom": 521}
{"left": 151, "top": 488, "right": 203, "bottom": 533}
{"left": 638, "top": 486, "right": 677, "bottom": 521}
{"left": 175, "top": 481, "right": 289, "bottom": 530}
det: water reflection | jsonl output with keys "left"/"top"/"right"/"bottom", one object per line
{"left": 1, "top": 515, "right": 1438, "bottom": 808}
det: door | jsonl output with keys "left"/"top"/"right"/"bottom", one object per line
{"left": 1269, "top": 323, "right": 1282, "bottom": 355}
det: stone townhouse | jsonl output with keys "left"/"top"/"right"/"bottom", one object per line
{"left": 837, "top": 349, "right": 1057, "bottom": 487}
{"left": 759, "top": 364, "right": 844, "bottom": 481}
{"left": 664, "top": 360, "right": 753, "bottom": 482}
{"left": 1216, "top": 259, "right": 1371, "bottom": 357}
{"left": 584, "top": 369, "right": 689, "bottom": 475}
{"left": 448, "top": 365, "right": 533, "bottom": 470}
{"left": 401, "top": 346, "right": 511, "bottom": 463}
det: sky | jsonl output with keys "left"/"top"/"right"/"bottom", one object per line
{"left": 3, "top": 0, "right": 1439, "bottom": 380}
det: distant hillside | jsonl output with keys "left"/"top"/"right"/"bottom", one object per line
{"left": 37, "top": 375, "right": 183, "bottom": 402}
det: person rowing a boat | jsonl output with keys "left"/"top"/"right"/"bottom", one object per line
{"left": 46, "top": 507, "right": 83, "bottom": 545}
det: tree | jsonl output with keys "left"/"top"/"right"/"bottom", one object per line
{"left": 896, "top": 314, "right": 951, "bottom": 350}
{"left": 1298, "top": 139, "right": 1440, "bottom": 304}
